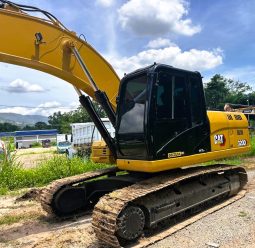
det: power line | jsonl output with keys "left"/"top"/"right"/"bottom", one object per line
{"left": 0, "top": 104, "right": 80, "bottom": 109}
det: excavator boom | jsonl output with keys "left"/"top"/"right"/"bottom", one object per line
{"left": 0, "top": 5, "right": 119, "bottom": 109}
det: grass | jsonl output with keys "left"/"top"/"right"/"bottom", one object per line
{"left": 0, "top": 215, "right": 27, "bottom": 226}
{"left": 0, "top": 187, "right": 8, "bottom": 195}
{"left": 238, "top": 211, "right": 248, "bottom": 218}
{"left": 248, "top": 135, "right": 255, "bottom": 156}
{"left": 203, "top": 157, "right": 242, "bottom": 166}
{"left": 0, "top": 212, "right": 39, "bottom": 226}
{"left": 17, "top": 150, "right": 57, "bottom": 156}
{"left": 1, "top": 135, "right": 255, "bottom": 196}
{"left": 0, "top": 145, "right": 111, "bottom": 195}
{"left": 30, "top": 142, "right": 42, "bottom": 148}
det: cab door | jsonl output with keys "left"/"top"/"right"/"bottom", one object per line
{"left": 152, "top": 71, "right": 190, "bottom": 159}
{"left": 116, "top": 73, "right": 149, "bottom": 160}
{"left": 186, "top": 76, "right": 211, "bottom": 154}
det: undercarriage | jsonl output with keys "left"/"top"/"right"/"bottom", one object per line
{"left": 40, "top": 164, "right": 247, "bottom": 247}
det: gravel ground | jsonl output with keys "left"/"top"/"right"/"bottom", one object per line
{"left": 148, "top": 170, "right": 255, "bottom": 248}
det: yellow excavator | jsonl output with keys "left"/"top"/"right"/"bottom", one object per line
{"left": 0, "top": 1, "right": 250, "bottom": 247}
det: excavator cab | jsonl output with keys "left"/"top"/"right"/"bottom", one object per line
{"left": 116, "top": 64, "right": 211, "bottom": 161}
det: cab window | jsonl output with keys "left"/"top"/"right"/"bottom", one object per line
{"left": 190, "top": 77, "right": 204, "bottom": 126}
{"left": 119, "top": 74, "right": 147, "bottom": 134}
{"left": 156, "top": 73, "right": 186, "bottom": 119}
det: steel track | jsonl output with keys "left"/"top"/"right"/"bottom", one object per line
{"left": 92, "top": 165, "right": 247, "bottom": 247}
{"left": 40, "top": 167, "right": 118, "bottom": 216}
{"left": 132, "top": 189, "right": 246, "bottom": 248}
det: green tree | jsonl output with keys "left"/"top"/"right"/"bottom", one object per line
{"left": 34, "top": 122, "right": 49, "bottom": 130}
{"left": 247, "top": 92, "right": 255, "bottom": 105}
{"left": 48, "top": 111, "right": 71, "bottom": 134}
{"left": 0, "top": 122, "right": 20, "bottom": 132}
{"left": 204, "top": 74, "right": 229, "bottom": 110}
{"left": 48, "top": 101, "right": 106, "bottom": 134}
{"left": 225, "top": 78, "right": 252, "bottom": 105}
{"left": 204, "top": 74, "right": 253, "bottom": 110}
{"left": 22, "top": 125, "right": 35, "bottom": 131}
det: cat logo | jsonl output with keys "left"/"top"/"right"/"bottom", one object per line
{"left": 214, "top": 134, "right": 225, "bottom": 146}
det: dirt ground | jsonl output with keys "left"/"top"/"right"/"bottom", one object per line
{"left": 15, "top": 147, "right": 59, "bottom": 168}
{"left": 0, "top": 197, "right": 98, "bottom": 248}
{"left": 0, "top": 166, "right": 255, "bottom": 248}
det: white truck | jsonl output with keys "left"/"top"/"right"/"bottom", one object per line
{"left": 70, "top": 118, "right": 114, "bottom": 157}
{"left": 71, "top": 118, "right": 114, "bottom": 146}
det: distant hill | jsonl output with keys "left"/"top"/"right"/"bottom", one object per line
{"left": 0, "top": 113, "right": 48, "bottom": 126}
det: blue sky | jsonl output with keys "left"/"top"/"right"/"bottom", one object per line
{"left": 0, "top": 0, "right": 255, "bottom": 116}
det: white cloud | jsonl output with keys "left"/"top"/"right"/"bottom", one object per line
{"left": 118, "top": 0, "right": 201, "bottom": 36}
{"left": 107, "top": 46, "right": 223, "bottom": 77}
{"left": 0, "top": 101, "right": 80, "bottom": 117}
{"left": 37, "top": 101, "right": 61, "bottom": 109}
{"left": 223, "top": 67, "right": 255, "bottom": 85}
{"left": 203, "top": 66, "right": 255, "bottom": 88}
{"left": 96, "top": 0, "right": 114, "bottom": 7}
{"left": 5, "top": 79, "right": 45, "bottom": 93}
{"left": 146, "top": 38, "right": 176, "bottom": 49}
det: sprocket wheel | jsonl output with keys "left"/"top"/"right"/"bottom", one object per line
{"left": 116, "top": 205, "right": 145, "bottom": 241}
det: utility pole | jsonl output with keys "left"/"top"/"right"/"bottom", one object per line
{"left": 247, "top": 99, "right": 250, "bottom": 125}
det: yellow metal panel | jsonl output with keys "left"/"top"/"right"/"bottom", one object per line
{"left": 207, "top": 111, "right": 231, "bottom": 151}
{"left": 229, "top": 128, "right": 250, "bottom": 149}
{"left": 91, "top": 141, "right": 115, "bottom": 164}
{"left": 207, "top": 111, "right": 229, "bottom": 134}
{"left": 0, "top": 9, "right": 120, "bottom": 108}
{"left": 207, "top": 111, "right": 250, "bottom": 151}
{"left": 117, "top": 146, "right": 250, "bottom": 173}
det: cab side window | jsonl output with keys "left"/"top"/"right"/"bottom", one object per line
{"left": 156, "top": 73, "right": 186, "bottom": 119}
{"left": 156, "top": 73, "right": 172, "bottom": 118}
{"left": 190, "top": 77, "right": 204, "bottom": 126}
{"left": 174, "top": 76, "right": 186, "bottom": 119}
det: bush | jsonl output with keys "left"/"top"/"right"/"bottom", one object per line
{"left": 50, "top": 141, "right": 57, "bottom": 146}
{"left": 0, "top": 150, "right": 110, "bottom": 194}
{"left": 30, "top": 142, "right": 41, "bottom": 148}
{"left": 0, "top": 144, "right": 23, "bottom": 190}
{"left": 248, "top": 135, "right": 255, "bottom": 156}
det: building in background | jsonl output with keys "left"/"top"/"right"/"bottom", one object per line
{"left": 0, "top": 132, "right": 15, "bottom": 139}
{"left": 14, "top": 129, "right": 58, "bottom": 149}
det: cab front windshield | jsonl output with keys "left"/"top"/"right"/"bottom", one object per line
{"left": 118, "top": 74, "right": 147, "bottom": 134}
